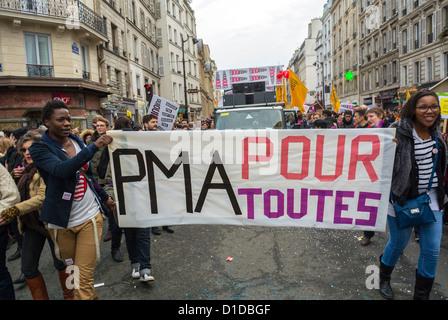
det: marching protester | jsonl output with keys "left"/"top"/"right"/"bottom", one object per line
{"left": 353, "top": 108, "right": 369, "bottom": 128}
{"left": 0, "top": 131, "right": 72, "bottom": 300}
{"left": 0, "top": 163, "right": 20, "bottom": 300}
{"left": 379, "top": 90, "right": 446, "bottom": 300}
{"left": 113, "top": 115, "right": 155, "bottom": 282}
{"left": 339, "top": 110, "right": 355, "bottom": 128}
{"left": 351, "top": 107, "right": 375, "bottom": 246}
{"left": 142, "top": 114, "right": 174, "bottom": 236}
{"left": 92, "top": 121, "right": 124, "bottom": 263}
{"left": 293, "top": 110, "right": 308, "bottom": 129}
{"left": 86, "top": 117, "right": 123, "bottom": 261}
{"left": 365, "top": 106, "right": 390, "bottom": 128}
{"left": 28, "top": 100, "right": 116, "bottom": 300}
{"left": 80, "top": 129, "right": 94, "bottom": 145}
{"left": 321, "top": 109, "right": 338, "bottom": 128}
{"left": 2, "top": 94, "right": 448, "bottom": 301}
{"left": 0, "top": 136, "right": 9, "bottom": 158}
{"left": 2, "top": 128, "right": 28, "bottom": 276}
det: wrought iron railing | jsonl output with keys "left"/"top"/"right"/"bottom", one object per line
{"left": 26, "top": 64, "right": 53, "bottom": 77}
{"left": 0, "top": 0, "right": 107, "bottom": 37}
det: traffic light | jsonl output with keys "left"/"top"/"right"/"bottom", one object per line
{"left": 144, "top": 84, "right": 153, "bottom": 103}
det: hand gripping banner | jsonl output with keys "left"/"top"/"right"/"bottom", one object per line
{"left": 107, "top": 129, "right": 396, "bottom": 231}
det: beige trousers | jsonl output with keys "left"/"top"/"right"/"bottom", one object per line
{"left": 49, "top": 213, "right": 103, "bottom": 300}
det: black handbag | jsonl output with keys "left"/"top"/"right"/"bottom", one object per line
{"left": 390, "top": 134, "right": 438, "bottom": 229}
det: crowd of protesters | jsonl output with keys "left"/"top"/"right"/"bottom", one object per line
{"left": 0, "top": 90, "right": 446, "bottom": 300}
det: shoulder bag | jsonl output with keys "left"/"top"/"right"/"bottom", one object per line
{"left": 390, "top": 134, "right": 438, "bottom": 229}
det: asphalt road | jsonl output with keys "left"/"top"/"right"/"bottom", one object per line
{"left": 7, "top": 219, "right": 448, "bottom": 302}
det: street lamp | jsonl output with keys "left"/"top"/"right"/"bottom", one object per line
{"left": 181, "top": 34, "right": 198, "bottom": 121}
{"left": 314, "top": 60, "right": 325, "bottom": 109}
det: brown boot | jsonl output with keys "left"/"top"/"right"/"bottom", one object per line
{"left": 26, "top": 274, "right": 49, "bottom": 300}
{"left": 58, "top": 269, "right": 74, "bottom": 300}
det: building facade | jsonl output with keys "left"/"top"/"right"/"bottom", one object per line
{"left": 197, "top": 42, "right": 216, "bottom": 119}
{"left": 331, "top": 0, "right": 359, "bottom": 105}
{"left": 290, "top": 0, "right": 448, "bottom": 111}
{"left": 0, "top": 0, "right": 215, "bottom": 129}
{"left": 0, "top": 0, "right": 108, "bottom": 129}
{"left": 157, "top": 0, "right": 201, "bottom": 121}
{"left": 288, "top": 19, "right": 322, "bottom": 106}
{"left": 316, "top": 0, "right": 333, "bottom": 109}
{"left": 397, "top": 0, "right": 448, "bottom": 97}
{"left": 358, "top": 0, "right": 400, "bottom": 108}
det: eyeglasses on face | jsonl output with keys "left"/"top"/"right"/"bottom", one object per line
{"left": 416, "top": 105, "right": 440, "bottom": 112}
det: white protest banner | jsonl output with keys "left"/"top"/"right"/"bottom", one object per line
{"left": 147, "top": 94, "right": 179, "bottom": 131}
{"left": 107, "top": 129, "right": 396, "bottom": 231}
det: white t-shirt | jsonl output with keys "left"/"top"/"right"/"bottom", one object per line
{"left": 48, "top": 139, "right": 100, "bottom": 229}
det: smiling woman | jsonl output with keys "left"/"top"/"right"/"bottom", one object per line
{"left": 379, "top": 90, "right": 445, "bottom": 300}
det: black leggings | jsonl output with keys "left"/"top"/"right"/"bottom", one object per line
{"left": 21, "top": 228, "right": 66, "bottom": 279}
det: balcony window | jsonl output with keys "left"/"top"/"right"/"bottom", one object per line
{"left": 24, "top": 33, "right": 53, "bottom": 77}
{"left": 20, "top": 0, "right": 49, "bottom": 15}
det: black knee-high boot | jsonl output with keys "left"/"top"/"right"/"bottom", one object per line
{"left": 379, "top": 255, "right": 394, "bottom": 300}
{"left": 413, "top": 270, "right": 434, "bottom": 300}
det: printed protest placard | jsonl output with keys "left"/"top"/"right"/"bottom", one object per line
{"left": 107, "top": 129, "right": 396, "bottom": 232}
{"left": 147, "top": 94, "right": 179, "bottom": 131}
{"left": 438, "top": 94, "right": 448, "bottom": 119}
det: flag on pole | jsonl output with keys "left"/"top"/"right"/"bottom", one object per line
{"left": 330, "top": 85, "right": 340, "bottom": 112}
{"left": 288, "top": 69, "right": 307, "bottom": 113}
{"left": 276, "top": 85, "right": 283, "bottom": 103}
{"left": 282, "top": 77, "right": 289, "bottom": 108}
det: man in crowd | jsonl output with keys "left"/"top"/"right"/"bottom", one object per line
{"left": 87, "top": 116, "right": 124, "bottom": 262}
{"left": 321, "top": 109, "right": 338, "bottom": 128}
{"left": 142, "top": 114, "right": 174, "bottom": 235}
{"left": 339, "top": 110, "right": 355, "bottom": 128}
{"left": 353, "top": 108, "right": 369, "bottom": 128}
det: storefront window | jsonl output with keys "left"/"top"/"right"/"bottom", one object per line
{"left": 71, "top": 118, "right": 87, "bottom": 131}
{"left": 0, "top": 122, "right": 27, "bottom": 130}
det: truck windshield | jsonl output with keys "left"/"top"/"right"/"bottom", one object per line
{"left": 215, "top": 108, "right": 284, "bottom": 130}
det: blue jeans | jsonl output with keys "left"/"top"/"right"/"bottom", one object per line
{"left": 381, "top": 211, "right": 443, "bottom": 278}
{"left": 123, "top": 228, "right": 151, "bottom": 272}
{"left": 0, "top": 228, "right": 15, "bottom": 300}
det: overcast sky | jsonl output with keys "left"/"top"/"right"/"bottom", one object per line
{"left": 192, "top": 0, "right": 327, "bottom": 71}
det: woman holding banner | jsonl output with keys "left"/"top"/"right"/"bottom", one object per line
{"left": 29, "top": 100, "right": 116, "bottom": 300}
{"left": 379, "top": 90, "right": 446, "bottom": 300}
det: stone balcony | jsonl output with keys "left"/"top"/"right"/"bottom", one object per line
{"left": 0, "top": 0, "right": 107, "bottom": 40}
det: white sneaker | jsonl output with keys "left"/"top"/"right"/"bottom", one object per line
{"left": 131, "top": 267, "right": 140, "bottom": 279}
{"left": 140, "top": 270, "right": 154, "bottom": 282}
